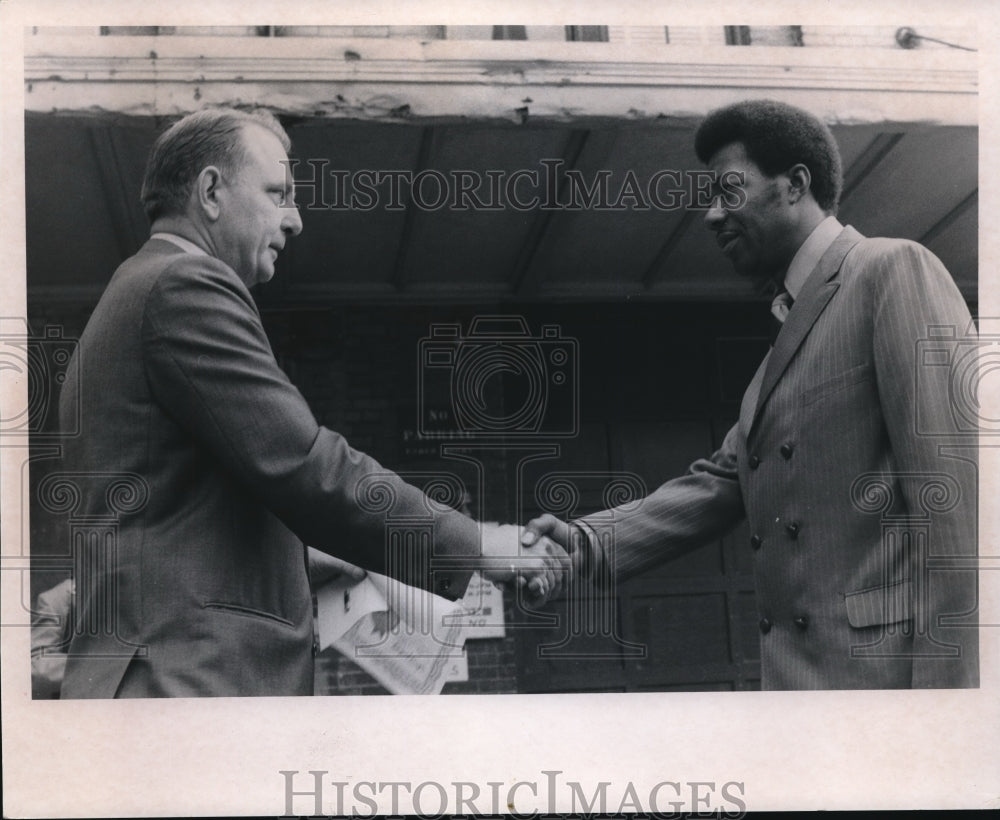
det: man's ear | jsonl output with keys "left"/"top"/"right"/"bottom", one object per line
{"left": 195, "top": 166, "right": 223, "bottom": 221}
{"left": 785, "top": 163, "right": 812, "bottom": 204}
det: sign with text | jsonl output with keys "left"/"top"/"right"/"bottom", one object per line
{"left": 446, "top": 572, "right": 506, "bottom": 639}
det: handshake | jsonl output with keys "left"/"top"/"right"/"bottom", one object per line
{"left": 308, "top": 514, "right": 581, "bottom": 607}
{"left": 478, "top": 514, "right": 582, "bottom": 606}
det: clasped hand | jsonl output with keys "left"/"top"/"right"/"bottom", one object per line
{"left": 480, "top": 523, "right": 571, "bottom": 605}
{"left": 307, "top": 514, "right": 577, "bottom": 606}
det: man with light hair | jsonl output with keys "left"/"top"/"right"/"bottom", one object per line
{"left": 57, "top": 107, "right": 567, "bottom": 698}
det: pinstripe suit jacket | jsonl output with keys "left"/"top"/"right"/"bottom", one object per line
{"left": 58, "top": 239, "right": 480, "bottom": 698}
{"left": 579, "top": 225, "right": 978, "bottom": 689}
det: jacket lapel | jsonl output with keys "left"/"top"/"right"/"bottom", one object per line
{"left": 750, "top": 225, "right": 864, "bottom": 432}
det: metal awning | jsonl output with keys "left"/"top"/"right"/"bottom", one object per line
{"left": 23, "top": 33, "right": 977, "bottom": 304}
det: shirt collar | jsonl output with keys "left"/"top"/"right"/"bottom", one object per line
{"left": 150, "top": 232, "right": 208, "bottom": 257}
{"left": 783, "top": 215, "right": 843, "bottom": 300}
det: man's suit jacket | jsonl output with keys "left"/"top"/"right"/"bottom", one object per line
{"left": 579, "top": 226, "right": 978, "bottom": 689}
{"left": 58, "top": 238, "right": 481, "bottom": 698}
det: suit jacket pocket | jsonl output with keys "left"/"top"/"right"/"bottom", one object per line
{"left": 203, "top": 601, "right": 295, "bottom": 628}
{"left": 801, "top": 362, "right": 872, "bottom": 406}
{"left": 844, "top": 580, "right": 913, "bottom": 628}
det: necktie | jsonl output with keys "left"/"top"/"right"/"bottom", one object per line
{"left": 768, "top": 290, "right": 794, "bottom": 346}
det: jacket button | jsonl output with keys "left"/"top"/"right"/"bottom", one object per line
{"left": 439, "top": 578, "right": 452, "bottom": 592}
{"left": 780, "top": 443, "right": 794, "bottom": 459}
{"left": 759, "top": 617, "right": 772, "bottom": 634}
{"left": 794, "top": 615, "right": 809, "bottom": 630}
{"left": 748, "top": 455, "right": 761, "bottom": 470}
{"left": 750, "top": 534, "right": 763, "bottom": 550}
{"left": 785, "top": 521, "right": 800, "bottom": 539}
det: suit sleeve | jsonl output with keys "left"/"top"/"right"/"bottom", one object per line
{"left": 140, "top": 256, "right": 479, "bottom": 598}
{"left": 577, "top": 423, "right": 746, "bottom": 581}
{"left": 867, "top": 239, "right": 979, "bottom": 687}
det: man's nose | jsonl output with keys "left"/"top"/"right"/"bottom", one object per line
{"left": 282, "top": 203, "right": 303, "bottom": 237}
{"left": 704, "top": 195, "right": 726, "bottom": 228}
